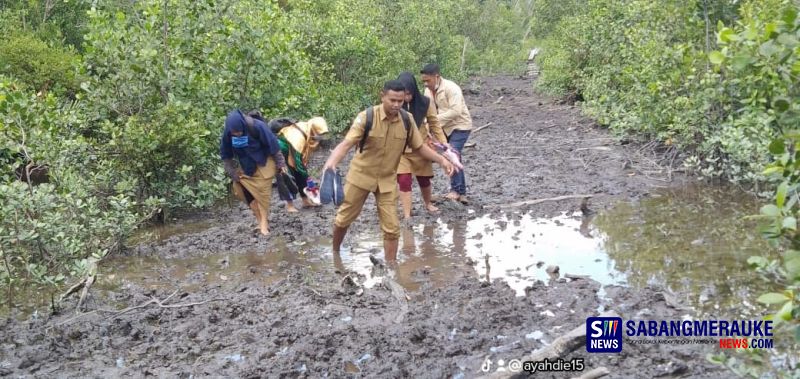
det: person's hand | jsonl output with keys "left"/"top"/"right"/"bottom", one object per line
{"left": 223, "top": 159, "right": 240, "bottom": 182}
{"left": 322, "top": 161, "right": 336, "bottom": 174}
{"left": 280, "top": 166, "right": 288, "bottom": 175}
{"left": 440, "top": 158, "right": 455, "bottom": 177}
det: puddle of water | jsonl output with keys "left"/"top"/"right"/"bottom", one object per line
{"left": 595, "top": 183, "right": 778, "bottom": 317}
{"left": 127, "top": 220, "right": 217, "bottom": 245}
{"left": 338, "top": 212, "right": 620, "bottom": 295}
{"left": 96, "top": 236, "right": 331, "bottom": 293}
{"left": 332, "top": 183, "right": 777, "bottom": 318}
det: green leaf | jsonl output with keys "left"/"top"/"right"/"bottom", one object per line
{"left": 761, "top": 204, "right": 781, "bottom": 217}
{"left": 777, "top": 301, "right": 793, "bottom": 321}
{"left": 757, "top": 292, "right": 789, "bottom": 304}
{"left": 769, "top": 139, "right": 786, "bottom": 155}
{"left": 718, "top": 28, "right": 738, "bottom": 43}
{"left": 786, "top": 255, "right": 800, "bottom": 279}
{"left": 777, "top": 33, "right": 799, "bottom": 47}
{"left": 747, "top": 255, "right": 769, "bottom": 268}
{"left": 783, "top": 8, "right": 798, "bottom": 26}
{"left": 763, "top": 166, "right": 783, "bottom": 176}
{"left": 759, "top": 41, "right": 781, "bottom": 57}
{"left": 730, "top": 55, "right": 752, "bottom": 71}
{"left": 765, "top": 22, "right": 778, "bottom": 38}
{"left": 777, "top": 182, "right": 789, "bottom": 207}
{"left": 795, "top": 325, "right": 800, "bottom": 342}
{"left": 709, "top": 51, "right": 725, "bottom": 65}
{"left": 782, "top": 216, "right": 796, "bottom": 231}
{"left": 773, "top": 97, "right": 791, "bottom": 113}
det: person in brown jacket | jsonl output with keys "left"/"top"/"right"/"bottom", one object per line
{"left": 421, "top": 64, "right": 473, "bottom": 204}
{"left": 322, "top": 80, "right": 455, "bottom": 262}
{"left": 396, "top": 72, "right": 449, "bottom": 219}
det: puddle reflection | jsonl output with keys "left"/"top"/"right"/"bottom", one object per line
{"left": 337, "top": 212, "right": 620, "bottom": 295}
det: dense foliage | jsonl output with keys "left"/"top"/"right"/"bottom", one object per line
{"left": 530, "top": 0, "right": 799, "bottom": 375}
{"left": 531, "top": 0, "right": 798, "bottom": 184}
{"left": 0, "top": 0, "right": 530, "bottom": 291}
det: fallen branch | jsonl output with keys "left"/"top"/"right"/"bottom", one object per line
{"left": 487, "top": 194, "right": 594, "bottom": 209}
{"left": 480, "top": 311, "right": 619, "bottom": 379}
{"left": 472, "top": 122, "right": 493, "bottom": 133}
{"left": 102, "top": 290, "right": 224, "bottom": 319}
{"left": 76, "top": 272, "right": 96, "bottom": 311}
{"left": 59, "top": 258, "right": 99, "bottom": 313}
{"left": 575, "top": 146, "right": 612, "bottom": 152}
{"left": 572, "top": 367, "right": 611, "bottom": 379}
{"left": 383, "top": 276, "right": 409, "bottom": 324}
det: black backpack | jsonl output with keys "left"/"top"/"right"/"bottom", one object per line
{"left": 243, "top": 110, "right": 262, "bottom": 143}
{"left": 267, "top": 117, "right": 298, "bottom": 135}
{"left": 358, "top": 107, "right": 411, "bottom": 153}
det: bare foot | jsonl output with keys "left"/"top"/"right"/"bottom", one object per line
{"left": 425, "top": 203, "right": 440, "bottom": 213}
{"left": 445, "top": 192, "right": 460, "bottom": 201}
{"left": 286, "top": 203, "right": 299, "bottom": 213}
{"left": 259, "top": 226, "right": 270, "bottom": 236}
{"left": 457, "top": 195, "right": 469, "bottom": 204}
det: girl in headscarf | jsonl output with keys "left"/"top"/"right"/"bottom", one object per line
{"left": 396, "top": 72, "right": 449, "bottom": 219}
{"left": 220, "top": 109, "right": 286, "bottom": 236}
{"left": 274, "top": 117, "right": 329, "bottom": 212}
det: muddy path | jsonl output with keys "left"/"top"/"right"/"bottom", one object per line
{"left": 1, "top": 76, "right": 726, "bottom": 378}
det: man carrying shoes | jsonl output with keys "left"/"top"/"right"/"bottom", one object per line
{"left": 322, "top": 80, "right": 455, "bottom": 262}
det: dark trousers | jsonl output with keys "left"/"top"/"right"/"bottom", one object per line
{"left": 447, "top": 130, "right": 470, "bottom": 195}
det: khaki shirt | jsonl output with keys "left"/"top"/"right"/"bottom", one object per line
{"left": 424, "top": 77, "right": 473, "bottom": 135}
{"left": 344, "top": 105, "right": 425, "bottom": 192}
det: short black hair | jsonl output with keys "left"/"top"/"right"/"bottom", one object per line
{"left": 383, "top": 79, "right": 406, "bottom": 93}
{"left": 420, "top": 63, "right": 440, "bottom": 75}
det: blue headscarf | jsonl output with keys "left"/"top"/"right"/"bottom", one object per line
{"left": 220, "top": 109, "right": 281, "bottom": 176}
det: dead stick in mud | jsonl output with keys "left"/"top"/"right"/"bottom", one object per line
{"left": 76, "top": 272, "right": 95, "bottom": 311}
{"left": 472, "top": 122, "right": 493, "bottom": 133}
{"left": 572, "top": 367, "right": 611, "bottom": 379}
{"left": 51, "top": 310, "right": 100, "bottom": 328}
{"left": 487, "top": 194, "right": 594, "bottom": 209}
{"left": 480, "top": 311, "right": 619, "bottom": 379}
{"left": 383, "top": 276, "right": 410, "bottom": 323}
{"left": 575, "top": 146, "right": 612, "bottom": 152}
{"left": 103, "top": 290, "right": 224, "bottom": 319}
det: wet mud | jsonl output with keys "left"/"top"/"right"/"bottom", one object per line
{"left": 1, "top": 76, "right": 731, "bottom": 378}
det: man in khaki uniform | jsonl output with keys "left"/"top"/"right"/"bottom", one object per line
{"left": 322, "top": 80, "right": 455, "bottom": 262}
{"left": 421, "top": 63, "right": 473, "bottom": 203}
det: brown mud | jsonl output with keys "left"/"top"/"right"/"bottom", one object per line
{"left": 0, "top": 75, "right": 732, "bottom": 378}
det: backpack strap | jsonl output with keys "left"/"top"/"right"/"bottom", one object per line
{"left": 399, "top": 109, "right": 411, "bottom": 148}
{"left": 358, "top": 107, "right": 374, "bottom": 154}
{"left": 290, "top": 123, "right": 309, "bottom": 141}
{"left": 358, "top": 107, "right": 413, "bottom": 153}
{"left": 242, "top": 113, "right": 261, "bottom": 143}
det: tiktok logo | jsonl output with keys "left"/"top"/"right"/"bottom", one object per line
{"left": 481, "top": 357, "right": 493, "bottom": 372}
